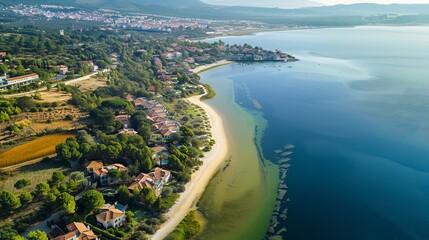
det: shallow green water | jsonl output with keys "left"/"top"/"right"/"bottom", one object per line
{"left": 195, "top": 78, "right": 279, "bottom": 240}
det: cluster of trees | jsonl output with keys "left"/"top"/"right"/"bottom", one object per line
{"left": 0, "top": 169, "right": 87, "bottom": 218}
{"left": 0, "top": 100, "right": 22, "bottom": 123}
{"left": 0, "top": 225, "right": 48, "bottom": 240}
{"left": 56, "top": 131, "right": 155, "bottom": 174}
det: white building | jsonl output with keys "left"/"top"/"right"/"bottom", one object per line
{"left": 96, "top": 204, "right": 127, "bottom": 229}
{"left": 0, "top": 73, "right": 39, "bottom": 90}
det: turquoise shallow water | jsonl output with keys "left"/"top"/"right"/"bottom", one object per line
{"left": 204, "top": 26, "right": 429, "bottom": 240}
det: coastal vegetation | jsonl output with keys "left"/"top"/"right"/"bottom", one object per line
{"left": 201, "top": 83, "right": 216, "bottom": 100}
{"left": 166, "top": 211, "right": 203, "bottom": 240}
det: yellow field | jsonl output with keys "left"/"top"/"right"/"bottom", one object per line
{"left": 0, "top": 133, "right": 74, "bottom": 168}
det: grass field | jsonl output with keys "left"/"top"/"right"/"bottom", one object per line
{"left": 0, "top": 133, "right": 74, "bottom": 168}
{"left": 0, "top": 160, "right": 66, "bottom": 194}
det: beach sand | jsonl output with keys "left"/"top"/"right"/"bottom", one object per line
{"left": 151, "top": 88, "right": 229, "bottom": 240}
{"left": 192, "top": 60, "right": 232, "bottom": 74}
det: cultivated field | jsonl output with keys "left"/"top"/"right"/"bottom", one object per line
{"left": 0, "top": 133, "right": 74, "bottom": 168}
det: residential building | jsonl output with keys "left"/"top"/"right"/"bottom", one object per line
{"left": 128, "top": 167, "right": 171, "bottom": 196}
{"left": 82, "top": 60, "right": 99, "bottom": 72}
{"left": 85, "top": 161, "right": 103, "bottom": 174}
{"left": 96, "top": 204, "right": 126, "bottom": 229}
{"left": 114, "top": 114, "right": 131, "bottom": 128}
{"left": 0, "top": 52, "right": 6, "bottom": 58}
{"left": 58, "top": 65, "right": 69, "bottom": 75}
{"left": 0, "top": 73, "right": 39, "bottom": 90}
{"left": 118, "top": 128, "right": 138, "bottom": 135}
{"left": 86, "top": 161, "right": 128, "bottom": 186}
{"left": 51, "top": 222, "right": 98, "bottom": 240}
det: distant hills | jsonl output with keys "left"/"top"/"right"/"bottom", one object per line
{"left": 200, "top": 0, "right": 323, "bottom": 9}
{"left": 2, "top": 0, "right": 429, "bottom": 26}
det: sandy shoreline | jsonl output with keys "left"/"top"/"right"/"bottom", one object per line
{"left": 192, "top": 60, "right": 233, "bottom": 74}
{"left": 151, "top": 88, "right": 229, "bottom": 239}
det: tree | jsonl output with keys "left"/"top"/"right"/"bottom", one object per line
{"left": 161, "top": 187, "right": 173, "bottom": 198}
{"left": 14, "top": 179, "right": 31, "bottom": 189}
{"left": 44, "top": 193, "right": 57, "bottom": 210}
{"left": 57, "top": 192, "right": 76, "bottom": 214}
{"left": 107, "top": 169, "right": 121, "bottom": 182}
{"left": 81, "top": 190, "right": 105, "bottom": 214}
{"left": 35, "top": 182, "right": 50, "bottom": 196}
{"left": 19, "top": 191, "right": 33, "bottom": 205}
{"left": 0, "top": 224, "right": 21, "bottom": 240}
{"left": 15, "top": 96, "right": 35, "bottom": 111}
{"left": 139, "top": 187, "right": 156, "bottom": 207}
{"left": 130, "top": 231, "right": 147, "bottom": 240}
{"left": 117, "top": 185, "right": 132, "bottom": 205}
{"left": 0, "top": 190, "right": 21, "bottom": 210}
{"left": 167, "top": 155, "right": 185, "bottom": 172}
{"left": 0, "top": 111, "right": 10, "bottom": 122}
{"left": 27, "top": 230, "right": 48, "bottom": 240}
{"left": 49, "top": 171, "right": 66, "bottom": 186}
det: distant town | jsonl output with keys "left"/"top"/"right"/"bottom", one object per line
{"left": 4, "top": 4, "right": 283, "bottom": 37}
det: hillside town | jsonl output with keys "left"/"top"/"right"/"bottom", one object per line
{"left": 4, "top": 4, "right": 274, "bottom": 36}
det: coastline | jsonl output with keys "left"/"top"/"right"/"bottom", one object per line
{"left": 151, "top": 87, "right": 229, "bottom": 239}
{"left": 191, "top": 60, "right": 233, "bottom": 74}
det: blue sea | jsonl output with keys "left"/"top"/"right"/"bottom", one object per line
{"left": 203, "top": 26, "right": 429, "bottom": 240}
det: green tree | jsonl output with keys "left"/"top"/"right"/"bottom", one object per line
{"left": 107, "top": 169, "right": 121, "bottom": 182}
{"left": 117, "top": 185, "right": 132, "bottom": 205}
{"left": 81, "top": 190, "right": 105, "bottom": 214}
{"left": 140, "top": 187, "right": 156, "bottom": 207}
{"left": 35, "top": 182, "right": 50, "bottom": 196}
{"left": 44, "top": 193, "right": 57, "bottom": 210}
{"left": 27, "top": 230, "right": 48, "bottom": 240}
{"left": 0, "top": 190, "right": 21, "bottom": 210}
{"left": 57, "top": 192, "right": 76, "bottom": 214}
{"left": 0, "top": 224, "right": 21, "bottom": 240}
{"left": 15, "top": 96, "right": 35, "bottom": 111}
{"left": 49, "top": 171, "right": 66, "bottom": 186}
{"left": 167, "top": 155, "right": 185, "bottom": 172}
{"left": 0, "top": 111, "right": 10, "bottom": 122}
{"left": 14, "top": 179, "right": 31, "bottom": 189}
{"left": 19, "top": 191, "right": 33, "bottom": 204}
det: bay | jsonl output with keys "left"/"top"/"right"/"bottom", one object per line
{"left": 199, "top": 26, "right": 429, "bottom": 240}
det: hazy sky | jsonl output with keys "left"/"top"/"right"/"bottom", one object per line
{"left": 202, "top": 0, "right": 429, "bottom": 8}
{"left": 318, "top": 0, "right": 429, "bottom": 4}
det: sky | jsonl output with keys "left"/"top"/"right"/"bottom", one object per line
{"left": 318, "top": 0, "right": 429, "bottom": 4}
{"left": 202, "top": 0, "right": 429, "bottom": 8}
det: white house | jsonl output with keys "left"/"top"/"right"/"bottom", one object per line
{"left": 0, "top": 73, "right": 39, "bottom": 90}
{"left": 96, "top": 204, "right": 126, "bottom": 229}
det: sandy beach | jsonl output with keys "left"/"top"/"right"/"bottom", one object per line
{"left": 151, "top": 88, "right": 229, "bottom": 240}
{"left": 191, "top": 60, "right": 232, "bottom": 74}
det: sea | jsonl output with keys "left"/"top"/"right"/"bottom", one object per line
{"left": 196, "top": 26, "right": 429, "bottom": 240}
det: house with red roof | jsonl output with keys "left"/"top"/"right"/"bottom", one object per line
{"left": 51, "top": 222, "right": 98, "bottom": 240}
{"left": 96, "top": 204, "right": 126, "bottom": 229}
{"left": 128, "top": 167, "right": 171, "bottom": 197}
{"left": 86, "top": 161, "right": 128, "bottom": 186}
